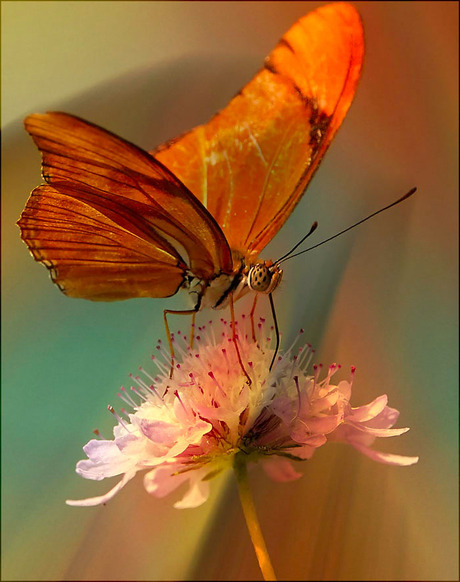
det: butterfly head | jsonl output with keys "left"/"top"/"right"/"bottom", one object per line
{"left": 247, "top": 261, "right": 283, "bottom": 294}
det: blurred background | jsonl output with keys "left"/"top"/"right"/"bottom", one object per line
{"left": 2, "top": 2, "right": 458, "bottom": 580}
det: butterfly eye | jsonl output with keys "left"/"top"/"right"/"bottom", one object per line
{"left": 248, "top": 265, "right": 271, "bottom": 292}
{"left": 247, "top": 264, "right": 284, "bottom": 294}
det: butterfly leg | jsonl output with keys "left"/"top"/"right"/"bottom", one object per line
{"left": 190, "top": 311, "right": 196, "bottom": 349}
{"left": 249, "top": 294, "right": 259, "bottom": 343}
{"left": 163, "top": 308, "right": 198, "bottom": 378}
{"left": 229, "top": 293, "right": 252, "bottom": 385}
{"left": 268, "top": 293, "right": 280, "bottom": 371}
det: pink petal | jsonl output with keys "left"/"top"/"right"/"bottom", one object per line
{"left": 66, "top": 470, "right": 137, "bottom": 506}
{"left": 139, "top": 419, "right": 181, "bottom": 443}
{"left": 362, "top": 406, "right": 400, "bottom": 429}
{"left": 262, "top": 456, "right": 303, "bottom": 482}
{"left": 351, "top": 442, "right": 419, "bottom": 466}
{"left": 348, "top": 394, "right": 388, "bottom": 422}
{"left": 285, "top": 443, "right": 323, "bottom": 460}
{"left": 270, "top": 397, "right": 295, "bottom": 424}
{"left": 310, "top": 391, "right": 339, "bottom": 415}
{"left": 337, "top": 380, "right": 351, "bottom": 400}
{"left": 291, "top": 414, "right": 342, "bottom": 442}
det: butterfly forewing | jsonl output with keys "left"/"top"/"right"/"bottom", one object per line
{"left": 152, "top": 3, "right": 364, "bottom": 262}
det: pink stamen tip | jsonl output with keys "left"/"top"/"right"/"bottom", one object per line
{"left": 158, "top": 339, "right": 162, "bottom": 343}
{"left": 151, "top": 355, "right": 156, "bottom": 361}
{"left": 242, "top": 314, "right": 246, "bottom": 319}
{"left": 208, "top": 371, "right": 215, "bottom": 379}
{"left": 176, "top": 364, "right": 181, "bottom": 369}
{"left": 189, "top": 372, "right": 194, "bottom": 378}
{"left": 313, "top": 364, "right": 318, "bottom": 371}
{"left": 351, "top": 366, "right": 356, "bottom": 373}
{"left": 195, "top": 354, "right": 200, "bottom": 358}
{"left": 156, "top": 345, "right": 161, "bottom": 350}
{"left": 177, "top": 330, "right": 181, "bottom": 335}
{"left": 248, "top": 361, "right": 253, "bottom": 368}
{"left": 278, "top": 356, "right": 282, "bottom": 361}
{"left": 260, "top": 318, "right": 265, "bottom": 323}
{"left": 196, "top": 336, "right": 201, "bottom": 341}
{"left": 300, "top": 328, "right": 304, "bottom": 334}
{"left": 93, "top": 429, "right": 100, "bottom": 436}
{"left": 108, "top": 405, "right": 115, "bottom": 414}
{"left": 222, "top": 348, "right": 226, "bottom": 354}
{"left": 129, "top": 373, "right": 134, "bottom": 378}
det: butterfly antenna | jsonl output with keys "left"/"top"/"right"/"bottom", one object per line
{"left": 277, "top": 187, "right": 417, "bottom": 265}
{"left": 275, "top": 221, "right": 318, "bottom": 264}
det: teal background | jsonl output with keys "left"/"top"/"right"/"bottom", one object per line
{"left": 2, "top": 2, "right": 458, "bottom": 580}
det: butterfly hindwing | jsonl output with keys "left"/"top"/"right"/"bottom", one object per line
{"left": 19, "top": 112, "right": 233, "bottom": 300}
{"left": 18, "top": 185, "right": 187, "bottom": 300}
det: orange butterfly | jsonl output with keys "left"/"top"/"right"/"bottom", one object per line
{"left": 18, "top": 3, "right": 364, "bottom": 357}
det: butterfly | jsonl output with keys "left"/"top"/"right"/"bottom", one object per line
{"left": 17, "top": 3, "right": 364, "bottom": 358}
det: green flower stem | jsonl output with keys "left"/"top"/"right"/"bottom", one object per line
{"left": 233, "top": 454, "right": 277, "bottom": 581}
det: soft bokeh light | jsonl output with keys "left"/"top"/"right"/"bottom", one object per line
{"left": 2, "top": 2, "right": 458, "bottom": 581}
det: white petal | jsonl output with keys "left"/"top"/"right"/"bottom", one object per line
{"left": 173, "top": 473, "right": 210, "bottom": 509}
{"left": 66, "top": 470, "right": 137, "bottom": 506}
{"left": 76, "top": 440, "right": 136, "bottom": 480}
{"left": 144, "top": 465, "right": 190, "bottom": 498}
{"left": 348, "top": 422, "right": 410, "bottom": 438}
{"left": 351, "top": 442, "right": 419, "bottom": 466}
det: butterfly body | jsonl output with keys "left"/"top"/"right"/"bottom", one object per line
{"left": 183, "top": 258, "right": 283, "bottom": 312}
{"left": 18, "top": 3, "right": 364, "bottom": 310}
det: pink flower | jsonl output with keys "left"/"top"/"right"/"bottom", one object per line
{"left": 67, "top": 317, "right": 418, "bottom": 509}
